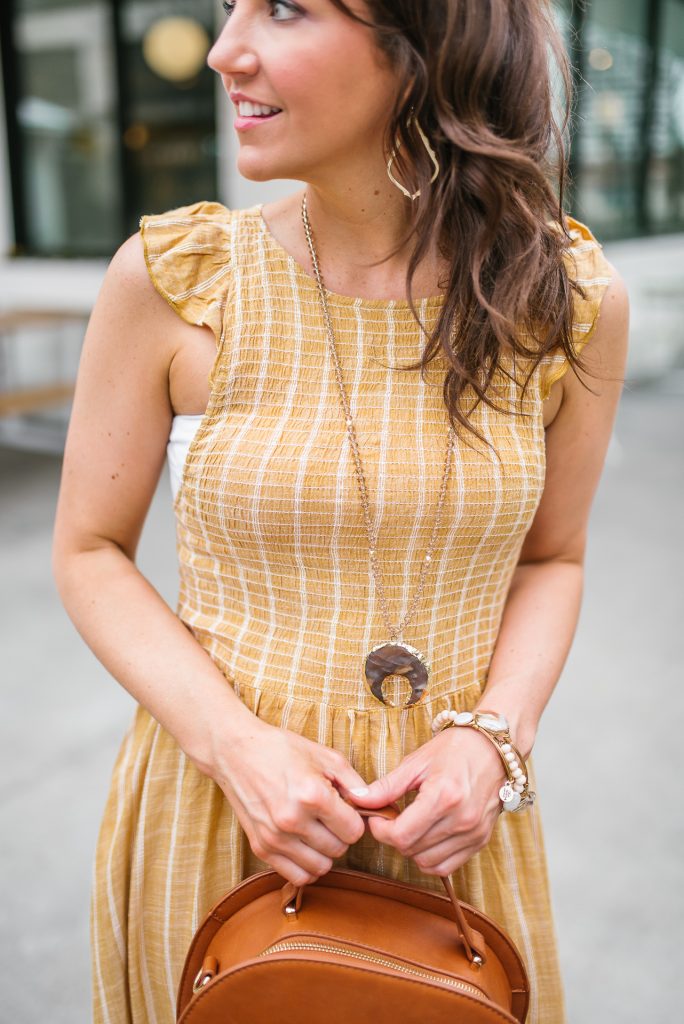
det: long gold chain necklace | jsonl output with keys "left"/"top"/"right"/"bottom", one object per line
{"left": 301, "top": 191, "right": 456, "bottom": 708}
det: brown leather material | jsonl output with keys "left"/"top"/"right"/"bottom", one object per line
{"left": 314, "top": 798, "right": 487, "bottom": 963}
{"left": 353, "top": 803, "right": 400, "bottom": 821}
{"left": 282, "top": 867, "right": 487, "bottom": 965}
{"left": 195, "top": 956, "right": 219, "bottom": 987}
{"left": 181, "top": 958, "right": 524, "bottom": 1024}
{"left": 280, "top": 880, "right": 304, "bottom": 915}
{"left": 177, "top": 802, "right": 529, "bottom": 1022}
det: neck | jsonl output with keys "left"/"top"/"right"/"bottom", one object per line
{"left": 303, "top": 183, "right": 413, "bottom": 271}
{"left": 261, "top": 150, "right": 447, "bottom": 302}
{"left": 297, "top": 182, "right": 446, "bottom": 301}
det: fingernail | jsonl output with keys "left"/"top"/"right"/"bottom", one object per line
{"left": 350, "top": 787, "right": 369, "bottom": 797}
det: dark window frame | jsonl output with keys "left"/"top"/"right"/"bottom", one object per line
{"left": 0, "top": 0, "right": 218, "bottom": 258}
{"left": 569, "top": 0, "right": 684, "bottom": 238}
{"left": 3, "top": 0, "right": 684, "bottom": 251}
{"left": 1, "top": 0, "right": 31, "bottom": 254}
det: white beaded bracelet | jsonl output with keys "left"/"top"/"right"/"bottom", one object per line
{"left": 431, "top": 709, "right": 536, "bottom": 813}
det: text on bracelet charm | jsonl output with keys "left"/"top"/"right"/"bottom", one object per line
{"left": 498, "top": 782, "right": 521, "bottom": 811}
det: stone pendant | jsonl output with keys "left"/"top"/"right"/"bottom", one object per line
{"left": 364, "top": 641, "right": 431, "bottom": 707}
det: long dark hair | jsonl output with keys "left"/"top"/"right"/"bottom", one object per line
{"left": 329, "top": 0, "right": 590, "bottom": 447}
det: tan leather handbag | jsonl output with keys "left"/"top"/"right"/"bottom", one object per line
{"left": 176, "top": 807, "right": 530, "bottom": 1023}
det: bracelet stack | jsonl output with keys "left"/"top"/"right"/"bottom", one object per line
{"left": 431, "top": 708, "right": 536, "bottom": 813}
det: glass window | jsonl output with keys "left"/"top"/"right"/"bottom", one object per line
{"left": 573, "top": 0, "right": 651, "bottom": 238}
{"left": 3, "top": 0, "right": 218, "bottom": 256}
{"left": 648, "top": 0, "right": 684, "bottom": 230}
{"left": 8, "top": 0, "right": 123, "bottom": 255}
{"left": 556, "top": 0, "right": 684, "bottom": 239}
{"left": 118, "top": 0, "right": 218, "bottom": 234}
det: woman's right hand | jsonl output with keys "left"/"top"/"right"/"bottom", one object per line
{"left": 210, "top": 720, "right": 369, "bottom": 886}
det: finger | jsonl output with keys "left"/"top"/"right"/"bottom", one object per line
{"left": 412, "top": 833, "right": 472, "bottom": 871}
{"left": 272, "top": 791, "right": 356, "bottom": 855}
{"left": 351, "top": 760, "right": 419, "bottom": 808}
{"left": 404, "top": 796, "right": 501, "bottom": 857}
{"left": 404, "top": 804, "right": 485, "bottom": 856}
{"left": 416, "top": 842, "right": 484, "bottom": 878}
{"left": 300, "top": 819, "right": 352, "bottom": 860}
{"left": 269, "top": 835, "right": 334, "bottom": 881}
{"left": 366, "top": 813, "right": 394, "bottom": 846}
{"left": 374, "top": 788, "right": 446, "bottom": 852}
{"left": 398, "top": 814, "right": 454, "bottom": 857}
{"left": 322, "top": 750, "right": 370, "bottom": 802}
{"left": 266, "top": 851, "right": 326, "bottom": 888}
{"left": 411, "top": 794, "right": 501, "bottom": 851}
{"left": 365, "top": 798, "right": 437, "bottom": 849}
{"left": 316, "top": 784, "right": 367, "bottom": 846}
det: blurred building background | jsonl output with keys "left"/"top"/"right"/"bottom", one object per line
{"left": 0, "top": 0, "right": 683, "bottom": 447}
{"left": 0, "top": 3, "right": 682, "bottom": 1023}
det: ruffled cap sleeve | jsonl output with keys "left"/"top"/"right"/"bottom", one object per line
{"left": 139, "top": 200, "right": 233, "bottom": 346}
{"left": 539, "top": 215, "right": 614, "bottom": 400}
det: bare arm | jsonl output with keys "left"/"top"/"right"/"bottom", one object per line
{"left": 51, "top": 233, "right": 251, "bottom": 773}
{"left": 357, "top": 265, "right": 630, "bottom": 874}
{"left": 52, "top": 234, "right": 365, "bottom": 885}
{"left": 478, "top": 263, "right": 630, "bottom": 758}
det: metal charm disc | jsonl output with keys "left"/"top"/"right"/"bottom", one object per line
{"left": 499, "top": 782, "right": 515, "bottom": 804}
{"left": 499, "top": 783, "right": 522, "bottom": 812}
{"left": 364, "top": 641, "right": 431, "bottom": 707}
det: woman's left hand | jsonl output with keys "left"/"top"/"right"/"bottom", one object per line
{"left": 350, "top": 726, "right": 506, "bottom": 875}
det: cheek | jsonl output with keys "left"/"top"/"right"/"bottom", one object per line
{"left": 271, "top": 56, "right": 320, "bottom": 109}
{"left": 277, "top": 57, "right": 395, "bottom": 143}
{"left": 268, "top": 32, "right": 396, "bottom": 128}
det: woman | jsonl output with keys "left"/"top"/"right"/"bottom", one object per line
{"left": 52, "top": 1, "right": 629, "bottom": 1022}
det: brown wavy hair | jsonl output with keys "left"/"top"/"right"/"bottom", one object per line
{"left": 329, "top": 0, "right": 593, "bottom": 449}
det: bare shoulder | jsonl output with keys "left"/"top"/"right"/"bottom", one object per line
{"left": 542, "top": 260, "right": 629, "bottom": 425}
{"left": 556, "top": 258, "right": 629, "bottom": 422}
{"left": 74, "top": 230, "right": 176, "bottom": 411}
{"left": 520, "top": 261, "right": 629, "bottom": 564}
{"left": 89, "top": 230, "right": 215, "bottom": 414}
{"left": 53, "top": 232, "right": 191, "bottom": 558}
{"left": 96, "top": 230, "right": 185, "bottom": 359}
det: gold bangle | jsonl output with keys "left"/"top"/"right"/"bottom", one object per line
{"left": 431, "top": 709, "right": 536, "bottom": 813}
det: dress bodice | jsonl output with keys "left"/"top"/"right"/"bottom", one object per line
{"left": 142, "top": 201, "right": 612, "bottom": 716}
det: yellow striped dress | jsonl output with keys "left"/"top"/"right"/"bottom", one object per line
{"left": 91, "top": 201, "right": 613, "bottom": 1024}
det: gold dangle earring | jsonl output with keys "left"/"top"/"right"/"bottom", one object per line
{"left": 386, "top": 111, "right": 440, "bottom": 201}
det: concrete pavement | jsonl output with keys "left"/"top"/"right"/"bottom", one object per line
{"left": 1, "top": 387, "right": 682, "bottom": 1023}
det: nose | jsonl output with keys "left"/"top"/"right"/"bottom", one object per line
{"left": 207, "top": 14, "right": 260, "bottom": 79}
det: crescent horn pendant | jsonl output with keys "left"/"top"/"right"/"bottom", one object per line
{"left": 364, "top": 642, "right": 431, "bottom": 707}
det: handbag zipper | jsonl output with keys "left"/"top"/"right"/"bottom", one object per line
{"left": 258, "top": 939, "right": 487, "bottom": 999}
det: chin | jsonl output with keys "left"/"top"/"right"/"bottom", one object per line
{"left": 235, "top": 149, "right": 307, "bottom": 185}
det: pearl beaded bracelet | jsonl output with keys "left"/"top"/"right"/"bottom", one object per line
{"left": 430, "top": 709, "right": 536, "bottom": 813}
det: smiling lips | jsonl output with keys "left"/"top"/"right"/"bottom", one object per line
{"left": 236, "top": 100, "right": 282, "bottom": 117}
{"left": 234, "top": 102, "right": 283, "bottom": 131}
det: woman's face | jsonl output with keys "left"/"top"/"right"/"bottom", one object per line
{"left": 207, "top": 0, "right": 402, "bottom": 184}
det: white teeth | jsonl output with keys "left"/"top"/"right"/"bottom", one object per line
{"left": 238, "top": 101, "right": 281, "bottom": 117}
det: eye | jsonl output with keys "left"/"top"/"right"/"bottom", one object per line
{"left": 271, "top": 0, "right": 301, "bottom": 20}
{"left": 221, "top": 1, "right": 301, "bottom": 20}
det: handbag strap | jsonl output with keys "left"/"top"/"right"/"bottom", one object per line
{"left": 280, "top": 803, "right": 487, "bottom": 965}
